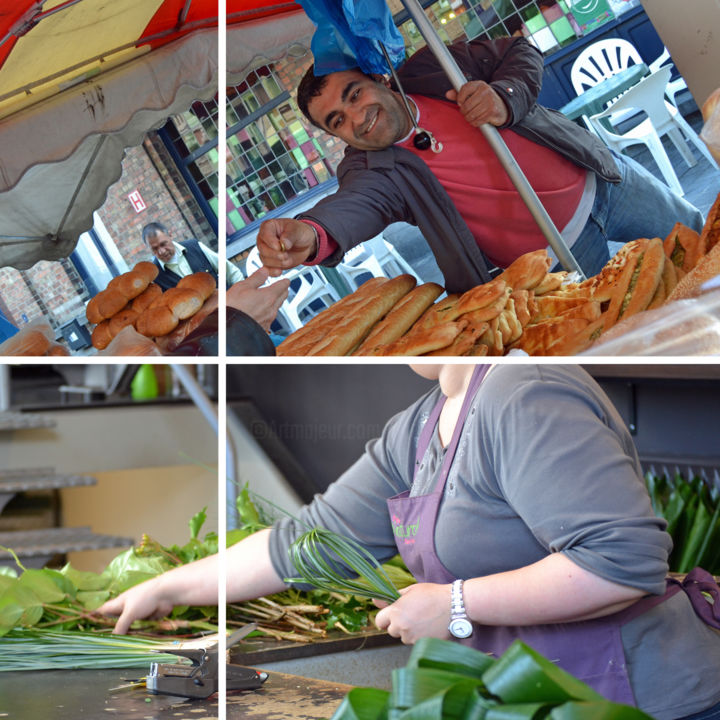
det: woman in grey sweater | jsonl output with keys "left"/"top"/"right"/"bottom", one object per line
{"left": 101, "top": 364, "right": 720, "bottom": 719}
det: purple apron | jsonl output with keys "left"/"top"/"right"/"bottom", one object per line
{"left": 387, "top": 365, "right": 720, "bottom": 706}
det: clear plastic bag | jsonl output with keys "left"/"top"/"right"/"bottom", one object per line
{"left": 97, "top": 325, "right": 163, "bottom": 356}
{"left": 582, "top": 287, "right": 720, "bottom": 355}
{"left": 0, "top": 319, "right": 63, "bottom": 356}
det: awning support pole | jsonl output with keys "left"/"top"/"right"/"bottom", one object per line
{"left": 398, "top": 0, "right": 586, "bottom": 279}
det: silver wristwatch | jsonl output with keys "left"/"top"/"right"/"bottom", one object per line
{"left": 448, "top": 579, "right": 473, "bottom": 638}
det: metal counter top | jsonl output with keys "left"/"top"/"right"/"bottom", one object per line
{"left": 0, "top": 668, "right": 351, "bottom": 720}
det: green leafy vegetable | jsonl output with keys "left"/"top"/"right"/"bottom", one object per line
{"left": 330, "top": 639, "right": 653, "bottom": 720}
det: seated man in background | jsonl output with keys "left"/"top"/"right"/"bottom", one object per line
{"left": 143, "top": 221, "right": 244, "bottom": 290}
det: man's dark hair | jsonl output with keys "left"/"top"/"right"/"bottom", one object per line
{"left": 296, "top": 65, "right": 329, "bottom": 128}
{"left": 296, "top": 64, "right": 375, "bottom": 129}
{"left": 142, "top": 221, "right": 169, "bottom": 244}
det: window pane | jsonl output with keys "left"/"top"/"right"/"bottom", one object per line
{"left": 226, "top": 64, "right": 337, "bottom": 227}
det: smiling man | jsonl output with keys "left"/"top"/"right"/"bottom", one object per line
{"left": 256, "top": 36, "right": 704, "bottom": 293}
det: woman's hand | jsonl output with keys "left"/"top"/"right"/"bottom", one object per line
{"left": 373, "top": 583, "right": 452, "bottom": 644}
{"left": 97, "top": 577, "right": 173, "bottom": 635}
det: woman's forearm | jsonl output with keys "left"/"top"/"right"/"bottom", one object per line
{"left": 464, "top": 553, "right": 647, "bottom": 626}
{"left": 226, "top": 528, "right": 288, "bottom": 602}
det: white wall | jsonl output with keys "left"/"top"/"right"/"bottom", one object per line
{"left": 641, "top": 0, "right": 720, "bottom": 107}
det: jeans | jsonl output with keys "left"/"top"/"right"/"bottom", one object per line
{"left": 558, "top": 150, "right": 705, "bottom": 277}
{"left": 677, "top": 701, "right": 720, "bottom": 720}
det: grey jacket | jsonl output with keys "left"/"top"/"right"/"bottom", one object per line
{"left": 299, "top": 37, "right": 620, "bottom": 293}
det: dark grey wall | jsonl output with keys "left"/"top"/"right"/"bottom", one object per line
{"left": 227, "top": 364, "right": 435, "bottom": 501}
{"left": 227, "top": 364, "right": 720, "bottom": 502}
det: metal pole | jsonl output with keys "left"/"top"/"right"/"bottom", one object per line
{"left": 398, "top": 0, "right": 585, "bottom": 279}
{"left": 170, "top": 365, "right": 239, "bottom": 529}
{"left": 0, "top": 365, "right": 10, "bottom": 411}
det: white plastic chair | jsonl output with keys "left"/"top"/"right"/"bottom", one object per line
{"left": 587, "top": 66, "right": 719, "bottom": 197}
{"left": 570, "top": 38, "right": 643, "bottom": 95}
{"left": 648, "top": 46, "right": 688, "bottom": 108}
{"left": 336, "top": 234, "right": 422, "bottom": 291}
{"left": 244, "top": 246, "right": 341, "bottom": 332}
{"left": 570, "top": 38, "right": 645, "bottom": 129}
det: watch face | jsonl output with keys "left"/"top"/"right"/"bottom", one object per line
{"left": 448, "top": 618, "right": 473, "bottom": 639}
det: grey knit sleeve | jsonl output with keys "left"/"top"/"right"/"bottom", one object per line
{"left": 268, "top": 386, "right": 440, "bottom": 588}
{"left": 481, "top": 365, "right": 671, "bottom": 595}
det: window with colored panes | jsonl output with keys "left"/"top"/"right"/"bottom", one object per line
{"left": 163, "top": 98, "right": 220, "bottom": 227}
{"left": 226, "top": 65, "right": 336, "bottom": 239}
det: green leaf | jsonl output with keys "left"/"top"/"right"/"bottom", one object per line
{"left": 0, "top": 585, "right": 43, "bottom": 628}
{"left": 237, "top": 483, "right": 263, "bottom": 530}
{"left": 0, "top": 597, "right": 24, "bottom": 636}
{"left": 331, "top": 687, "right": 390, "bottom": 720}
{"left": 0, "top": 566, "right": 17, "bottom": 579}
{"left": 482, "top": 641, "right": 602, "bottom": 705}
{"left": 189, "top": 506, "right": 207, "bottom": 540}
{"left": 407, "top": 638, "right": 495, "bottom": 678}
{"left": 391, "top": 668, "right": 485, "bottom": 710}
{"left": 397, "top": 683, "right": 494, "bottom": 719}
{"left": 17, "top": 570, "right": 67, "bottom": 604}
{"left": 76, "top": 590, "right": 111, "bottom": 610}
{"left": 60, "top": 564, "right": 108, "bottom": 592}
{"left": 103, "top": 548, "right": 172, "bottom": 593}
{"left": 677, "top": 486, "right": 713, "bottom": 573}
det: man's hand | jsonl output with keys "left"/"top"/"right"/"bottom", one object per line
{"left": 227, "top": 268, "right": 290, "bottom": 331}
{"left": 374, "top": 583, "right": 452, "bottom": 645}
{"left": 97, "top": 577, "right": 172, "bottom": 635}
{"left": 446, "top": 81, "right": 509, "bottom": 128}
{"left": 257, "top": 218, "right": 318, "bottom": 277}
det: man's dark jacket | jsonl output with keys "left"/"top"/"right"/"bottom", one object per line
{"left": 298, "top": 37, "right": 620, "bottom": 293}
{"left": 153, "top": 239, "right": 218, "bottom": 291}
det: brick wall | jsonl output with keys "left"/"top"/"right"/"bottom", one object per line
{"left": 97, "top": 135, "right": 217, "bottom": 264}
{"left": 1, "top": 129, "right": 217, "bottom": 332}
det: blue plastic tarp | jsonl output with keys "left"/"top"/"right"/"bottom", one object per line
{"left": 296, "top": 0, "right": 405, "bottom": 75}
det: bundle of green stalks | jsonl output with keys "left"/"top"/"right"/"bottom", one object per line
{"left": 1, "top": 628, "right": 181, "bottom": 671}
{"left": 287, "top": 527, "right": 402, "bottom": 603}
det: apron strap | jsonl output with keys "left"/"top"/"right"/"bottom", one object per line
{"left": 615, "top": 567, "right": 720, "bottom": 628}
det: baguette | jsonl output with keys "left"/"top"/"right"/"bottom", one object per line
{"left": 663, "top": 222, "right": 703, "bottom": 273}
{"left": 614, "top": 238, "right": 665, "bottom": 322}
{"left": 373, "top": 319, "right": 467, "bottom": 356}
{"left": 450, "top": 278, "right": 508, "bottom": 319}
{"left": 700, "top": 194, "right": 720, "bottom": 254}
{"left": 411, "top": 293, "right": 460, "bottom": 332}
{"left": 498, "top": 249, "right": 552, "bottom": 290}
{"left": 308, "top": 275, "right": 417, "bottom": 356}
{"left": 424, "top": 322, "right": 487, "bottom": 356}
{"left": 277, "top": 277, "right": 388, "bottom": 356}
{"left": 666, "top": 240, "right": 720, "bottom": 302}
{"left": 533, "top": 271, "right": 567, "bottom": 296}
{"left": 353, "top": 282, "right": 443, "bottom": 355}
